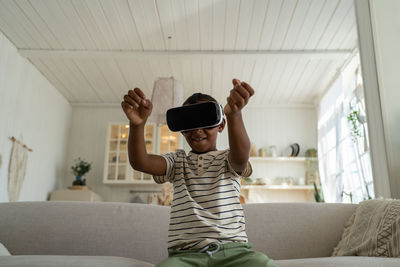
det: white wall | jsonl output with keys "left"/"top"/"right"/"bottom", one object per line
{"left": 0, "top": 31, "right": 72, "bottom": 202}
{"left": 65, "top": 106, "right": 134, "bottom": 202}
{"left": 67, "top": 105, "right": 317, "bottom": 202}
{"left": 369, "top": 0, "right": 400, "bottom": 198}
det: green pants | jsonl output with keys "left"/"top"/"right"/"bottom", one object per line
{"left": 156, "top": 242, "right": 278, "bottom": 267}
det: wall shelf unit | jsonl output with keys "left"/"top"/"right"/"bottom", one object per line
{"left": 245, "top": 156, "right": 320, "bottom": 203}
{"left": 249, "top": 157, "right": 318, "bottom": 162}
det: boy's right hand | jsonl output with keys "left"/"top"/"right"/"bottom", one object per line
{"left": 121, "top": 88, "right": 153, "bottom": 126}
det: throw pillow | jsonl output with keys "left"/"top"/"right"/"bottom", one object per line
{"left": 0, "top": 242, "right": 11, "bottom": 256}
{"left": 332, "top": 213, "right": 356, "bottom": 256}
{"left": 332, "top": 199, "right": 400, "bottom": 257}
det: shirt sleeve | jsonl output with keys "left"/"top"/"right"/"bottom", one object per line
{"left": 152, "top": 152, "right": 177, "bottom": 184}
{"left": 225, "top": 149, "right": 253, "bottom": 177}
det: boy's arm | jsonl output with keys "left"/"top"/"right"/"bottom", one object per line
{"left": 224, "top": 79, "right": 254, "bottom": 173}
{"left": 122, "top": 88, "right": 167, "bottom": 176}
{"left": 127, "top": 122, "right": 167, "bottom": 176}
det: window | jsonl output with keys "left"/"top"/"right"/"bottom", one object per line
{"left": 103, "top": 122, "right": 181, "bottom": 184}
{"left": 317, "top": 53, "right": 374, "bottom": 203}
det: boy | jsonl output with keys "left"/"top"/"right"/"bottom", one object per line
{"left": 121, "top": 79, "right": 277, "bottom": 266}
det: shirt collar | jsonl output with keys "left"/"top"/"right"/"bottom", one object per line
{"left": 188, "top": 150, "right": 226, "bottom": 158}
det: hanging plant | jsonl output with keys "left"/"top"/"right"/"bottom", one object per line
{"left": 347, "top": 109, "right": 362, "bottom": 142}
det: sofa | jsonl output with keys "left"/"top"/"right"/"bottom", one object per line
{"left": 0, "top": 201, "right": 399, "bottom": 267}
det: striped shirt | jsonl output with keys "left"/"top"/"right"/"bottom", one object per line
{"left": 153, "top": 149, "right": 252, "bottom": 251}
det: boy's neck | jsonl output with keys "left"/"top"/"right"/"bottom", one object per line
{"left": 190, "top": 148, "right": 218, "bottom": 154}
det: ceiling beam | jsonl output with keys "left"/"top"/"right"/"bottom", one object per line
{"left": 70, "top": 101, "right": 317, "bottom": 109}
{"left": 18, "top": 49, "right": 352, "bottom": 60}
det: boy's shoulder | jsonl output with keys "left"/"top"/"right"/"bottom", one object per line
{"left": 162, "top": 149, "right": 187, "bottom": 158}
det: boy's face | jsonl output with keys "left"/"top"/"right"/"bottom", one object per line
{"left": 181, "top": 100, "right": 225, "bottom": 154}
{"left": 182, "top": 122, "right": 225, "bottom": 154}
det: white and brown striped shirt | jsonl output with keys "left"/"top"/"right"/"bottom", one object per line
{"left": 153, "top": 149, "right": 252, "bottom": 251}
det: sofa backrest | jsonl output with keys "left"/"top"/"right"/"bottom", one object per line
{"left": 0, "top": 201, "right": 170, "bottom": 264}
{"left": 244, "top": 202, "right": 357, "bottom": 260}
{"left": 0, "top": 201, "right": 357, "bottom": 264}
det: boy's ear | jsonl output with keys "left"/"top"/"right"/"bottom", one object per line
{"left": 218, "top": 118, "right": 226, "bottom": 133}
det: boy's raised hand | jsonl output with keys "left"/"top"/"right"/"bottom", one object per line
{"left": 121, "top": 88, "right": 153, "bottom": 126}
{"left": 224, "top": 79, "right": 255, "bottom": 116}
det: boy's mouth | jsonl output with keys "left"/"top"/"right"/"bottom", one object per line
{"left": 191, "top": 137, "right": 206, "bottom": 142}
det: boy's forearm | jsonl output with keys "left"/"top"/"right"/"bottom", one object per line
{"left": 127, "top": 122, "right": 167, "bottom": 176}
{"left": 128, "top": 122, "right": 148, "bottom": 169}
{"left": 226, "top": 112, "right": 251, "bottom": 169}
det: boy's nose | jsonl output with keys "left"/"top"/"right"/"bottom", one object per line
{"left": 194, "top": 128, "right": 205, "bottom": 133}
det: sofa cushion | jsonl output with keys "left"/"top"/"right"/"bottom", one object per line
{"left": 275, "top": 256, "right": 400, "bottom": 267}
{"left": 0, "top": 242, "right": 11, "bottom": 256}
{"left": 0, "top": 255, "right": 153, "bottom": 267}
{"left": 0, "top": 202, "right": 169, "bottom": 264}
{"left": 244, "top": 203, "right": 357, "bottom": 259}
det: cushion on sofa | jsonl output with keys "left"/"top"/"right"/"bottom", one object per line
{"left": 275, "top": 256, "right": 400, "bottom": 267}
{"left": 0, "top": 255, "right": 153, "bottom": 267}
{"left": 333, "top": 199, "right": 400, "bottom": 257}
{"left": 0, "top": 242, "right": 11, "bottom": 256}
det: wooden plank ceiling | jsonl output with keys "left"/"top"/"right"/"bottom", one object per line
{"left": 0, "top": 0, "right": 357, "bottom": 107}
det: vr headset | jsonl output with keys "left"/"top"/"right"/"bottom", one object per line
{"left": 166, "top": 102, "right": 224, "bottom": 132}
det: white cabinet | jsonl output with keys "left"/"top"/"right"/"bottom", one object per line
{"left": 103, "top": 122, "right": 181, "bottom": 185}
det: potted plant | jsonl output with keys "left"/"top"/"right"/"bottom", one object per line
{"left": 71, "top": 157, "right": 92, "bottom": 186}
{"left": 313, "top": 182, "right": 325, "bottom": 203}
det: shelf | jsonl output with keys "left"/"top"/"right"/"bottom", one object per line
{"left": 241, "top": 185, "right": 315, "bottom": 190}
{"left": 249, "top": 157, "right": 318, "bottom": 162}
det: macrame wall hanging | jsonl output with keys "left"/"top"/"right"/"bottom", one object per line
{"left": 8, "top": 136, "right": 32, "bottom": 202}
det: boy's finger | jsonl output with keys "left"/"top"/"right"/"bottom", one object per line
{"left": 240, "top": 82, "right": 255, "bottom": 96}
{"left": 233, "top": 86, "right": 250, "bottom": 102}
{"left": 121, "top": 101, "right": 133, "bottom": 112}
{"left": 227, "top": 96, "right": 240, "bottom": 112}
{"left": 232, "top": 78, "right": 241, "bottom": 86}
{"left": 231, "top": 90, "right": 246, "bottom": 107}
{"left": 124, "top": 94, "right": 139, "bottom": 107}
{"left": 134, "top": 87, "right": 147, "bottom": 100}
{"left": 141, "top": 99, "right": 153, "bottom": 109}
{"left": 128, "top": 90, "right": 142, "bottom": 105}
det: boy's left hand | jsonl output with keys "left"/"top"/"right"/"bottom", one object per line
{"left": 224, "top": 79, "right": 255, "bottom": 116}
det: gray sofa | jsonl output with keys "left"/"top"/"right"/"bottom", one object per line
{"left": 0, "top": 201, "right": 399, "bottom": 267}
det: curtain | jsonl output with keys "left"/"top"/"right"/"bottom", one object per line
{"left": 317, "top": 55, "right": 374, "bottom": 203}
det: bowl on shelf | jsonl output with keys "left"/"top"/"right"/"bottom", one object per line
{"left": 283, "top": 143, "right": 300, "bottom": 157}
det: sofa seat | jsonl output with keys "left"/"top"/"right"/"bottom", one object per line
{"left": 0, "top": 255, "right": 153, "bottom": 267}
{"left": 3, "top": 255, "right": 398, "bottom": 267}
{"left": 2, "top": 255, "right": 398, "bottom": 267}
{"left": 275, "top": 256, "right": 400, "bottom": 267}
